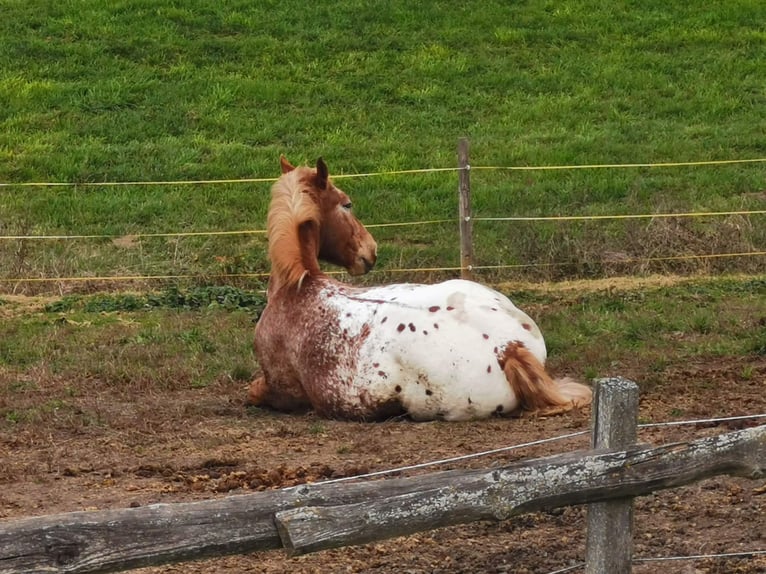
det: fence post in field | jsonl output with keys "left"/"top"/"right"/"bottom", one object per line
{"left": 457, "top": 137, "right": 473, "bottom": 280}
{"left": 585, "top": 377, "right": 640, "bottom": 574}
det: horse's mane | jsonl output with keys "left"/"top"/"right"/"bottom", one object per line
{"left": 267, "top": 167, "right": 322, "bottom": 290}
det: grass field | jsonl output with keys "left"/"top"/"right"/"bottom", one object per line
{"left": 1, "top": 1, "right": 765, "bottom": 291}
{"left": 2, "top": 6, "right": 766, "bottom": 568}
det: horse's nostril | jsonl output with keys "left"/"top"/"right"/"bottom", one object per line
{"left": 363, "top": 257, "right": 375, "bottom": 273}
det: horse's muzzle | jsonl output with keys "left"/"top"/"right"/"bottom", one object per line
{"left": 348, "top": 254, "right": 376, "bottom": 276}
{"left": 362, "top": 256, "right": 375, "bottom": 273}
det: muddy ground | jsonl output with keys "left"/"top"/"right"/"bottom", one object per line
{"left": 1, "top": 350, "right": 765, "bottom": 574}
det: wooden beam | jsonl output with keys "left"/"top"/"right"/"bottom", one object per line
{"left": 275, "top": 424, "right": 764, "bottom": 556}
{"left": 585, "top": 377, "right": 639, "bottom": 574}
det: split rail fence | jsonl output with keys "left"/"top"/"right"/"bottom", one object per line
{"left": 1, "top": 378, "right": 764, "bottom": 574}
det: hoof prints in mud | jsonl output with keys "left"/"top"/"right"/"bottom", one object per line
{"left": 133, "top": 461, "right": 369, "bottom": 494}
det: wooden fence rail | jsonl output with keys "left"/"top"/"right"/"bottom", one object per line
{"left": 1, "top": 379, "right": 764, "bottom": 574}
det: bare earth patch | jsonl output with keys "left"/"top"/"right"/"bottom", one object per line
{"left": 2, "top": 364, "right": 764, "bottom": 573}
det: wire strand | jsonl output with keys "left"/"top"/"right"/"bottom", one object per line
{"left": 474, "top": 209, "right": 766, "bottom": 222}
{"left": 473, "top": 157, "right": 766, "bottom": 171}
{"left": 0, "top": 272, "right": 272, "bottom": 283}
{"left": 2, "top": 156, "right": 766, "bottom": 188}
{"left": 633, "top": 549, "right": 766, "bottom": 563}
{"left": 2, "top": 250, "right": 765, "bottom": 284}
{"left": 305, "top": 430, "right": 590, "bottom": 486}
{"left": 0, "top": 230, "right": 268, "bottom": 240}
{"left": 0, "top": 167, "right": 457, "bottom": 188}
{"left": 639, "top": 413, "right": 766, "bottom": 429}
{"left": 0, "top": 220, "right": 454, "bottom": 241}
{"left": 0, "top": 176, "right": 279, "bottom": 188}
{"left": 545, "top": 563, "right": 583, "bottom": 574}
{"left": 3, "top": 209, "right": 765, "bottom": 241}
{"left": 545, "top": 550, "right": 766, "bottom": 574}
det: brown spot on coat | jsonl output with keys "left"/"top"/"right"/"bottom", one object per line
{"left": 381, "top": 316, "right": 388, "bottom": 324}
{"left": 446, "top": 306, "right": 455, "bottom": 311}
{"left": 428, "top": 305, "right": 440, "bottom": 312}
{"left": 482, "top": 333, "right": 489, "bottom": 339}
{"left": 425, "top": 389, "right": 433, "bottom": 396}
{"left": 487, "top": 365, "right": 492, "bottom": 373}
{"left": 395, "top": 385, "right": 402, "bottom": 393}
{"left": 408, "top": 323, "right": 416, "bottom": 332}
{"left": 378, "top": 371, "right": 387, "bottom": 378}
{"left": 397, "top": 323, "right": 405, "bottom": 332}
{"left": 522, "top": 323, "right": 532, "bottom": 331}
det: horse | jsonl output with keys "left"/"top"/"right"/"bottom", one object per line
{"left": 248, "top": 157, "right": 592, "bottom": 421}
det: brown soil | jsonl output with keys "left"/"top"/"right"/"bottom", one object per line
{"left": 2, "top": 366, "right": 764, "bottom": 573}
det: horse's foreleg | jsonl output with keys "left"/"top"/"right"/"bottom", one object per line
{"left": 246, "top": 373, "right": 312, "bottom": 413}
{"left": 246, "top": 375, "right": 269, "bottom": 406}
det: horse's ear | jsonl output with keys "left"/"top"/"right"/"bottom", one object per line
{"left": 280, "top": 155, "right": 295, "bottom": 174}
{"left": 315, "top": 157, "right": 329, "bottom": 188}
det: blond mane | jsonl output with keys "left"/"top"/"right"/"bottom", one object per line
{"left": 267, "top": 167, "right": 322, "bottom": 290}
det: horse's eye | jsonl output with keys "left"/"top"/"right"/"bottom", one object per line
{"left": 342, "top": 202, "right": 353, "bottom": 210}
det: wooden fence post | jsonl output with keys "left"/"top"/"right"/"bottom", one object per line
{"left": 585, "top": 377, "right": 639, "bottom": 573}
{"left": 457, "top": 137, "right": 473, "bottom": 280}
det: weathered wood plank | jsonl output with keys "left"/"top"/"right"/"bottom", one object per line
{"left": 585, "top": 377, "right": 639, "bottom": 574}
{"left": 0, "top": 479, "right": 444, "bottom": 574}
{"left": 275, "top": 424, "right": 765, "bottom": 556}
{"left": 1, "top": 424, "right": 763, "bottom": 572}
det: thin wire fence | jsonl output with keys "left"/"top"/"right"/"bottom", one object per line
{"left": 548, "top": 549, "right": 766, "bottom": 574}
{"left": 2, "top": 156, "right": 766, "bottom": 188}
{"left": 2, "top": 157, "right": 765, "bottom": 286}
{"left": 2, "top": 250, "right": 765, "bottom": 284}
{"left": 2, "top": 209, "right": 766, "bottom": 241}
{"left": 308, "top": 412, "right": 766, "bottom": 486}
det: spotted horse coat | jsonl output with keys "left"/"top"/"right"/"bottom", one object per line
{"left": 253, "top": 277, "right": 587, "bottom": 421}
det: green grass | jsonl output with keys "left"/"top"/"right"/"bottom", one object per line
{"left": 526, "top": 276, "right": 766, "bottom": 374}
{"left": 0, "top": 300, "right": 257, "bottom": 396}
{"left": 1, "top": 1, "right": 766, "bottom": 291}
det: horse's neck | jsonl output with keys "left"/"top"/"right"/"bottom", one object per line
{"left": 269, "top": 222, "right": 322, "bottom": 291}
{"left": 269, "top": 220, "right": 322, "bottom": 292}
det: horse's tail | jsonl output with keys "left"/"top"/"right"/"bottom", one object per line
{"left": 500, "top": 342, "right": 592, "bottom": 415}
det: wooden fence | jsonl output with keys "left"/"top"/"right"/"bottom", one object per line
{"left": 1, "top": 378, "right": 764, "bottom": 574}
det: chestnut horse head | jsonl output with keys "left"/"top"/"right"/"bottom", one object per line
{"left": 266, "top": 156, "right": 377, "bottom": 290}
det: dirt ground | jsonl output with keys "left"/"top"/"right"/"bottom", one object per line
{"left": 1, "top": 348, "right": 765, "bottom": 574}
